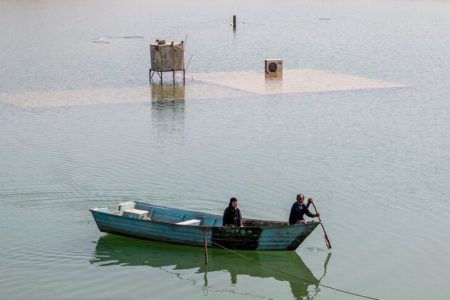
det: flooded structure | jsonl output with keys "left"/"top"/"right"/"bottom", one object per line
{"left": 265, "top": 59, "right": 283, "bottom": 75}
{"left": 149, "top": 39, "right": 185, "bottom": 84}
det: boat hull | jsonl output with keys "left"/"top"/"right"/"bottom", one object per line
{"left": 90, "top": 203, "right": 319, "bottom": 251}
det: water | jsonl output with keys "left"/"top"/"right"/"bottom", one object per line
{"left": 1, "top": 0, "right": 450, "bottom": 299}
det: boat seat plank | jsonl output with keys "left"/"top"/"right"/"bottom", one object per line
{"left": 176, "top": 219, "right": 201, "bottom": 226}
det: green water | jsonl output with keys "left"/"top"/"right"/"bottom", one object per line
{"left": 1, "top": 0, "right": 449, "bottom": 299}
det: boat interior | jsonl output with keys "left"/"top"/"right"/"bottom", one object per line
{"left": 98, "top": 201, "right": 289, "bottom": 227}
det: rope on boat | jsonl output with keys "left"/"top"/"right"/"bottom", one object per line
{"left": 210, "top": 241, "right": 383, "bottom": 300}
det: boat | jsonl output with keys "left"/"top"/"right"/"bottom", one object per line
{"left": 90, "top": 201, "right": 319, "bottom": 251}
{"left": 91, "top": 235, "right": 328, "bottom": 299}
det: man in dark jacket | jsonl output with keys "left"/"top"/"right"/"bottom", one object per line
{"left": 223, "top": 197, "right": 243, "bottom": 227}
{"left": 289, "top": 194, "right": 319, "bottom": 225}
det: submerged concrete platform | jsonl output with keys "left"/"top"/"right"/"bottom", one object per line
{"left": 0, "top": 69, "right": 407, "bottom": 108}
{"left": 0, "top": 84, "right": 234, "bottom": 108}
{"left": 192, "top": 69, "right": 407, "bottom": 95}
{"left": 0, "top": 87, "right": 154, "bottom": 108}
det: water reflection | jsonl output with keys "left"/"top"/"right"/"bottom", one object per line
{"left": 265, "top": 72, "right": 283, "bottom": 94}
{"left": 151, "top": 83, "right": 186, "bottom": 102}
{"left": 92, "top": 235, "right": 328, "bottom": 299}
{"left": 150, "top": 84, "right": 185, "bottom": 135}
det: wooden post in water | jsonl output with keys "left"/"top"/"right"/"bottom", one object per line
{"left": 204, "top": 235, "right": 209, "bottom": 265}
{"left": 232, "top": 15, "right": 236, "bottom": 30}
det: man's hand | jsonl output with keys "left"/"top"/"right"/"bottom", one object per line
{"left": 307, "top": 198, "right": 314, "bottom": 204}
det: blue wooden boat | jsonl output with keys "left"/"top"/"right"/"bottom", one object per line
{"left": 90, "top": 201, "right": 319, "bottom": 251}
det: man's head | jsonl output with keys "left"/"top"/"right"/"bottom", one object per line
{"left": 229, "top": 197, "right": 238, "bottom": 207}
{"left": 296, "top": 194, "right": 305, "bottom": 203}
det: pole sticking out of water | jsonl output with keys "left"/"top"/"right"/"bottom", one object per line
{"left": 204, "top": 234, "right": 209, "bottom": 265}
{"left": 233, "top": 15, "right": 237, "bottom": 30}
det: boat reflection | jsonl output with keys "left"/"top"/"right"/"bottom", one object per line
{"left": 92, "top": 235, "right": 329, "bottom": 299}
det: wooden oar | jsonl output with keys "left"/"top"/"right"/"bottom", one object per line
{"left": 310, "top": 201, "right": 332, "bottom": 250}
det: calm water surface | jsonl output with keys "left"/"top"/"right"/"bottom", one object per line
{"left": 1, "top": 0, "right": 449, "bottom": 299}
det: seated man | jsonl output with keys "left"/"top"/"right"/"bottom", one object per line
{"left": 223, "top": 197, "right": 243, "bottom": 227}
{"left": 289, "top": 194, "right": 319, "bottom": 225}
